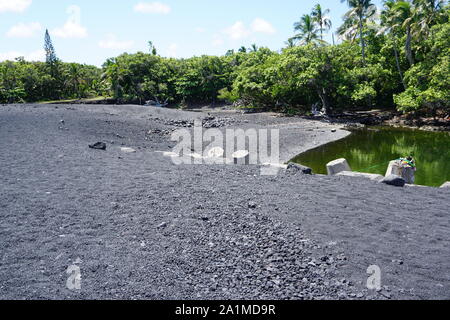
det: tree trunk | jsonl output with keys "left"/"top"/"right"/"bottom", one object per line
{"left": 359, "top": 16, "right": 366, "bottom": 65}
{"left": 405, "top": 27, "right": 414, "bottom": 66}
{"left": 317, "top": 87, "right": 331, "bottom": 115}
{"left": 393, "top": 37, "right": 406, "bottom": 90}
{"left": 320, "top": 22, "right": 323, "bottom": 41}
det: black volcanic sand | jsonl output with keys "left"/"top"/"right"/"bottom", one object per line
{"left": 0, "top": 103, "right": 448, "bottom": 300}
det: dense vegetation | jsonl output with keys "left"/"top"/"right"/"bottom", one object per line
{"left": 1, "top": 0, "right": 448, "bottom": 116}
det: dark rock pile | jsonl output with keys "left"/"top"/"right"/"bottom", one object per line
{"left": 287, "top": 162, "right": 313, "bottom": 175}
{"left": 89, "top": 142, "right": 107, "bottom": 150}
{"left": 202, "top": 116, "right": 237, "bottom": 128}
{"left": 172, "top": 199, "right": 362, "bottom": 300}
{"left": 146, "top": 129, "right": 174, "bottom": 136}
{"left": 152, "top": 116, "right": 238, "bottom": 129}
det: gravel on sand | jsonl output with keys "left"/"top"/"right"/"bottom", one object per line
{"left": 0, "top": 104, "right": 448, "bottom": 300}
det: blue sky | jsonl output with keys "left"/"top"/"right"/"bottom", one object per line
{"left": 0, "top": 0, "right": 384, "bottom": 66}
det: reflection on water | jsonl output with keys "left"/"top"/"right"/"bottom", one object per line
{"left": 292, "top": 127, "right": 450, "bottom": 187}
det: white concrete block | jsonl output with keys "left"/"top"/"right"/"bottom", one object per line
{"left": 336, "top": 171, "right": 384, "bottom": 182}
{"left": 386, "top": 160, "right": 415, "bottom": 184}
{"left": 385, "top": 160, "right": 403, "bottom": 177}
{"left": 327, "top": 158, "right": 351, "bottom": 175}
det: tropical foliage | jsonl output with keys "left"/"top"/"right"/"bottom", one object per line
{"left": 0, "top": 1, "right": 448, "bottom": 117}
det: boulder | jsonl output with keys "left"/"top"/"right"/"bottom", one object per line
{"left": 89, "top": 142, "right": 106, "bottom": 150}
{"left": 287, "top": 162, "right": 313, "bottom": 175}
{"left": 441, "top": 182, "right": 450, "bottom": 189}
{"left": 386, "top": 160, "right": 415, "bottom": 184}
{"left": 336, "top": 171, "right": 384, "bottom": 182}
{"left": 381, "top": 175, "right": 406, "bottom": 187}
{"left": 327, "top": 158, "right": 351, "bottom": 175}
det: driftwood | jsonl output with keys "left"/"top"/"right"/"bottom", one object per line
{"left": 145, "top": 96, "right": 168, "bottom": 108}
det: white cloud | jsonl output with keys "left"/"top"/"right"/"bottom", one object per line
{"left": 251, "top": 18, "right": 276, "bottom": 35}
{"left": 99, "top": 34, "right": 134, "bottom": 50}
{"left": 0, "top": 49, "right": 45, "bottom": 62}
{"left": 166, "top": 43, "right": 178, "bottom": 57}
{"left": 52, "top": 22, "right": 87, "bottom": 39}
{"left": 223, "top": 21, "right": 250, "bottom": 40}
{"left": 6, "top": 22, "right": 42, "bottom": 38}
{"left": 52, "top": 5, "right": 87, "bottom": 39}
{"left": 195, "top": 27, "right": 205, "bottom": 33}
{"left": 0, "top": 0, "right": 32, "bottom": 13}
{"left": 134, "top": 2, "right": 171, "bottom": 14}
{"left": 223, "top": 18, "right": 276, "bottom": 41}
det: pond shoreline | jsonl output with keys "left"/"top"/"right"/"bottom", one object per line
{"left": 37, "top": 99, "right": 450, "bottom": 132}
{"left": 291, "top": 124, "right": 450, "bottom": 188}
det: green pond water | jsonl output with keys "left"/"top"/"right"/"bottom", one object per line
{"left": 292, "top": 126, "right": 450, "bottom": 187}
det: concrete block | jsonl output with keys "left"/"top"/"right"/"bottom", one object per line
{"left": 327, "top": 158, "right": 351, "bottom": 175}
{"left": 336, "top": 171, "right": 384, "bottom": 182}
{"left": 386, "top": 160, "right": 415, "bottom": 184}
{"left": 385, "top": 160, "right": 403, "bottom": 177}
{"left": 441, "top": 182, "right": 450, "bottom": 188}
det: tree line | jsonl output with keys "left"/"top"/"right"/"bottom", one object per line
{"left": 0, "top": 0, "right": 448, "bottom": 116}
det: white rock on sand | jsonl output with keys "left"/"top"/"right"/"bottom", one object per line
{"left": 156, "top": 151, "right": 178, "bottom": 158}
{"left": 120, "top": 147, "right": 137, "bottom": 153}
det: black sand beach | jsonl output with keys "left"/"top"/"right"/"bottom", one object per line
{"left": 0, "top": 104, "right": 449, "bottom": 300}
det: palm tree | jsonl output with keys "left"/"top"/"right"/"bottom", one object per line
{"left": 148, "top": 41, "right": 157, "bottom": 55}
{"left": 65, "top": 63, "right": 85, "bottom": 98}
{"left": 412, "top": 0, "right": 446, "bottom": 38}
{"left": 340, "top": 0, "right": 377, "bottom": 63}
{"left": 337, "top": 15, "right": 359, "bottom": 41}
{"left": 395, "top": 1, "right": 417, "bottom": 66}
{"left": 102, "top": 58, "right": 124, "bottom": 99}
{"left": 311, "top": 4, "right": 332, "bottom": 41}
{"left": 379, "top": 0, "right": 407, "bottom": 89}
{"left": 291, "top": 14, "right": 321, "bottom": 45}
{"left": 284, "top": 38, "right": 296, "bottom": 49}
{"left": 238, "top": 46, "right": 247, "bottom": 53}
